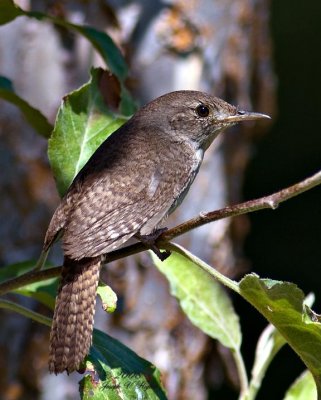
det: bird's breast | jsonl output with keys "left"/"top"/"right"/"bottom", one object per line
{"left": 167, "top": 146, "right": 204, "bottom": 214}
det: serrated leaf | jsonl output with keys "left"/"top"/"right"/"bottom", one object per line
{"left": 48, "top": 68, "right": 127, "bottom": 195}
{"left": 283, "top": 370, "right": 317, "bottom": 400}
{"left": 97, "top": 283, "right": 117, "bottom": 313}
{"left": 80, "top": 329, "right": 167, "bottom": 400}
{"left": 239, "top": 274, "right": 321, "bottom": 394}
{"left": 0, "top": 76, "right": 52, "bottom": 137}
{"left": 152, "top": 251, "right": 241, "bottom": 350}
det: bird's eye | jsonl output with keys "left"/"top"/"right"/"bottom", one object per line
{"left": 196, "top": 104, "right": 210, "bottom": 118}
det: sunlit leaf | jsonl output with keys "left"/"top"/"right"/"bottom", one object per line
{"left": 240, "top": 274, "right": 321, "bottom": 395}
{"left": 97, "top": 282, "right": 117, "bottom": 313}
{"left": 0, "top": 259, "right": 57, "bottom": 308}
{"left": 152, "top": 251, "right": 241, "bottom": 350}
{"left": 283, "top": 370, "right": 317, "bottom": 400}
{"left": 48, "top": 68, "right": 127, "bottom": 195}
{"left": 14, "top": 278, "right": 58, "bottom": 310}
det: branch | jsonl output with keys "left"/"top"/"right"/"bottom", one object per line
{"left": 0, "top": 267, "right": 61, "bottom": 296}
{"left": 105, "top": 168, "right": 321, "bottom": 256}
{"left": 160, "top": 169, "right": 321, "bottom": 241}
{"left": 0, "top": 169, "right": 320, "bottom": 295}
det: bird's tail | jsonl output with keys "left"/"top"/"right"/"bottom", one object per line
{"left": 49, "top": 256, "right": 101, "bottom": 374}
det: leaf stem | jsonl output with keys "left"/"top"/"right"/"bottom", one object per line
{"left": 164, "top": 243, "right": 248, "bottom": 393}
{"left": 233, "top": 348, "right": 249, "bottom": 399}
{"left": 0, "top": 298, "right": 52, "bottom": 327}
{"left": 245, "top": 325, "right": 286, "bottom": 400}
{"left": 166, "top": 243, "right": 240, "bottom": 294}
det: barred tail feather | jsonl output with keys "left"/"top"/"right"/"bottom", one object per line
{"left": 49, "top": 256, "right": 101, "bottom": 374}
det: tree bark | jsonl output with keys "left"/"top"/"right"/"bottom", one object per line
{"left": 0, "top": 0, "right": 275, "bottom": 398}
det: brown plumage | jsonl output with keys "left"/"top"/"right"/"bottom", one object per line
{"left": 49, "top": 256, "right": 100, "bottom": 373}
{"left": 44, "top": 90, "right": 269, "bottom": 374}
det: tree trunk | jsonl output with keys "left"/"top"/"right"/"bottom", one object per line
{"left": 0, "top": 0, "right": 274, "bottom": 398}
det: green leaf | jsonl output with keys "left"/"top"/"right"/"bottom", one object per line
{"left": 68, "top": 25, "right": 127, "bottom": 83}
{"left": 0, "top": 76, "right": 53, "bottom": 137}
{"left": 247, "top": 323, "right": 286, "bottom": 398}
{"left": 0, "top": 259, "right": 57, "bottom": 309}
{"left": 14, "top": 278, "right": 58, "bottom": 310}
{"left": 0, "top": 0, "right": 23, "bottom": 24}
{"left": 253, "top": 324, "right": 286, "bottom": 373}
{"left": 0, "top": 0, "right": 136, "bottom": 113}
{"left": 239, "top": 274, "right": 321, "bottom": 394}
{"left": 152, "top": 251, "right": 241, "bottom": 350}
{"left": 81, "top": 329, "right": 167, "bottom": 399}
{"left": 283, "top": 370, "right": 317, "bottom": 400}
{"left": 97, "top": 282, "right": 117, "bottom": 313}
{"left": 48, "top": 68, "right": 127, "bottom": 195}
{"left": 0, "top": 260, "right": 36, "bottom": 282}
{"left": 119, "top": 85, "right": 138, "bottom": 116}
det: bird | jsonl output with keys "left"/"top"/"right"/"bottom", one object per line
{"left": 43, "top": 90, "right": 269, "bottom": 374}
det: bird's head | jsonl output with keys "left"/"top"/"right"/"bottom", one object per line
{"left": 137, "top": 90, "right": 270, "bottom": 151}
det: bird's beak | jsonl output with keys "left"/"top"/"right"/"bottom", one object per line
{"left": 218, "top": 111, "right": 271, "bottom": 124}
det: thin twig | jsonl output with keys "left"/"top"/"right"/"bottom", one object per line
{"left": 0, "top": 169, "right": 320, "bottom": 295}
{"left": 166, "top": 242, "right": 240, "bottom": 294}
{"left": 160, "top": 169, "right": 321, "bottom": 241}
{"left": 0, "top": 267, "right": 61, "bottom": 296}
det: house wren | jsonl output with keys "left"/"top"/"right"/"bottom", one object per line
{"left": 43, "top": 90, "right": 269, "bottom": 374}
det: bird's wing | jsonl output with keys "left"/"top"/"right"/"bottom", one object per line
{"left": 61, "top": 145, "right": 196, "bottom": 259}
{"left": 61, "top": 171, "right": 176, "bottom": 259}
{"left": 43, "top": 192, "right": 75, "bottom": 251}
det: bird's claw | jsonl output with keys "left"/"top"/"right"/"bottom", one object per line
{"left": 136, "top": 228, "right": 171, "bottom": 261}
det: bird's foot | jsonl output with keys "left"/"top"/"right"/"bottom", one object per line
{"left": 136, "top": 228, "right": 171, "bottom": 261}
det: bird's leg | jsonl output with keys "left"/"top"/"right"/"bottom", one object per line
{"left": 136, "top": 228, "right": 171, "bottom": 261}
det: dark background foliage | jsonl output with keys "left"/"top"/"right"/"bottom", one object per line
{"left": 243, "top": 1, "right": 321, "bottom": 398}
